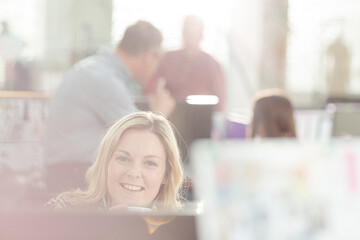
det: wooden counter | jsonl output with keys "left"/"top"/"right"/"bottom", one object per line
{"left": 0, "top": 91, "right": 51, "bottom": 99}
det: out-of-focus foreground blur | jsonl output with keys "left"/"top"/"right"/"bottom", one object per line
{"left": 1, "top": 0, "right": 360, "bottom": 239}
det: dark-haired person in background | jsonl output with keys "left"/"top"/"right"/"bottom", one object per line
{"left": 44, "top": 21, "right": 175, "bottom": 194}
{"left": 248, "top": 88, "right": 296, "bottom": 138}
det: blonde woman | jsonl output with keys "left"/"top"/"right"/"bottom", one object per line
{"left": 45, "top": 112, "right": 184, "bottom": 210}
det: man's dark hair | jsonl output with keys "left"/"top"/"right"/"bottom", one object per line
{"left": 117, "top": 21, "right": 162, "bottom": 55}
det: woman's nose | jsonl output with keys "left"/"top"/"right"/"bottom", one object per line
{"left": 126, "top": 163, "right": 142, "bottom": 178}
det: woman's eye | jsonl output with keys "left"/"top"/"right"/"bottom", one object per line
{"left": 116, "top": 156, "right": 129, "bottom": 162}
{"left": 145, "top": 161, "right": 158, "bottom": 167}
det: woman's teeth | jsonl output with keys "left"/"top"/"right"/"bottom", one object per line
{"left": 121, "top": 183, "right": 143, "bottom": 191}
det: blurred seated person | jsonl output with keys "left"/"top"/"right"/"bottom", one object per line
{"left": 45, "top": 112, "right": 184, "bottom": 210}
{"left": 248, "top": 89, "right": 296, "bottom": 138}
{"left": 145, "top": 14, "right": 226, "bottom": 111}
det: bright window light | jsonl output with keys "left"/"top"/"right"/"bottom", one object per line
{"left": 112, "top": 0, "right": 232, "bottom": 61}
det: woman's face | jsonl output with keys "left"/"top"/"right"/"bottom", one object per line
{"left": 107, "top": 129, "right": 167, "bottom": 208}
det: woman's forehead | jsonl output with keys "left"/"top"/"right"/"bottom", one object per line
{"left": 115, "top": 129, "right": 166, "bottom": 155}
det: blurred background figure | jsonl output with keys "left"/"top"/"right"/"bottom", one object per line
{"left": 248, "top": 88, "right": 297, "bottom": 138}
{"left": 325, "top": 34, "right": 350, "bottom": 96}
{"left": 145, "top": 14, "right": 226, "bottom": 111}
{"left": 43, "top": 20, "right": 174, "bottom": 194}
{"left": 0, "top": 21, "right": 30, "bottom": 90}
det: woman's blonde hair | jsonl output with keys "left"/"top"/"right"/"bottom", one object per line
{"left": 55, "top": 111, "right": 184, "bottom": 209}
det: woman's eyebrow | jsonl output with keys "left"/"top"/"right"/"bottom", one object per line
{"left": 114, "top": 149, "right": 130, "bottom": 155}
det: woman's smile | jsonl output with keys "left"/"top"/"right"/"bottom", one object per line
{"left": 120, "top": 183, "right": 144, "bottom": 192}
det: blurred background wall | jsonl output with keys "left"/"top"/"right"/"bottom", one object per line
{"left": 1, "top": 0, "right": 359, "bottom": 110}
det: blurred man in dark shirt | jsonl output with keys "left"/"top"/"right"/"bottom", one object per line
{"left": 146, "top": 15, "right": 226, "bottom": 111}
